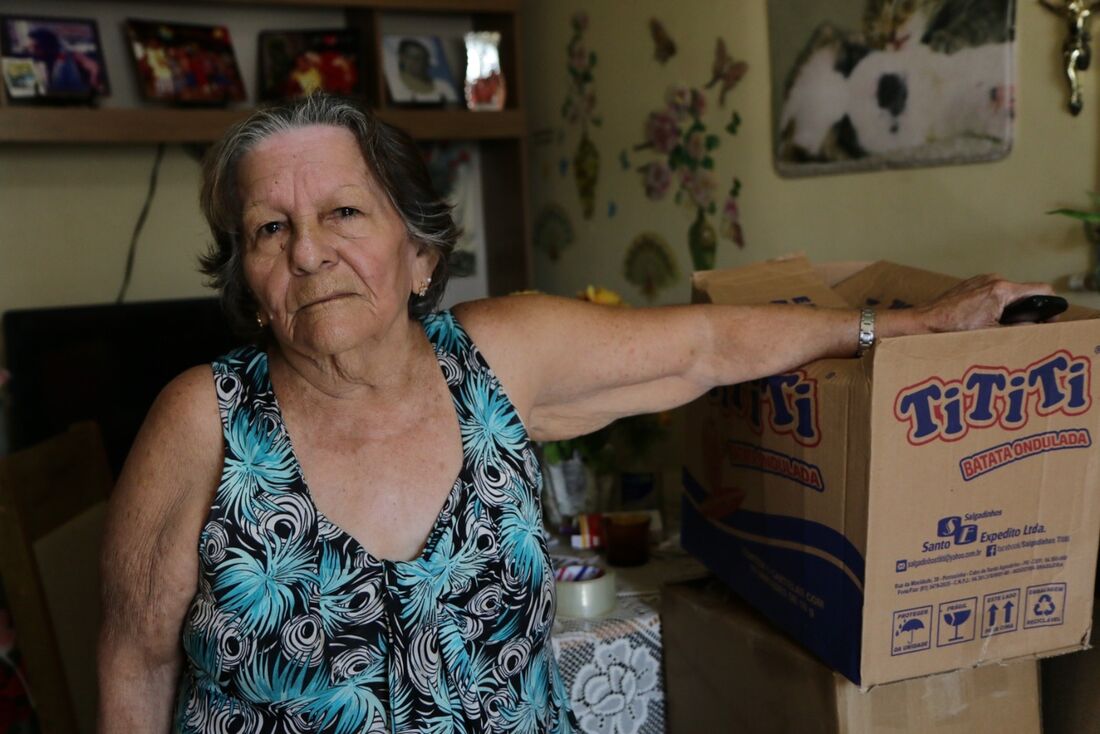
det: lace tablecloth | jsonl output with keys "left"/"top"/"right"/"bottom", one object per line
{"left": 551, "top": 548, "right": 707, "bottom": 734}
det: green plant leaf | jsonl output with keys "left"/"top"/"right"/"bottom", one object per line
{"left": 1047, "top": 208, "right": 1100, "bottom": 221}
{"left": 705, "top": 134, "right": 720, "bottom": 150}
{"left": 541, "top": 442, "right": 565, "bottom": 464}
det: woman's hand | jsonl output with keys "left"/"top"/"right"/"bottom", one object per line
{"left": 888, "top": 274, "right": 1056, "bottom": 336}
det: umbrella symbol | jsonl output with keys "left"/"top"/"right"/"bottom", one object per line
{"left": 897, "top": 618, "right": 925, "bottom": 644}
{"left": 944, "top": 609, "right": 972, "bottom": 641}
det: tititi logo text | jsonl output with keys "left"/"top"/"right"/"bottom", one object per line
{"left": 893, "top": 350, "right": 1091, "bottom": 445}
{"left": 708, "top": 370, "right": 821, "bottom": 446}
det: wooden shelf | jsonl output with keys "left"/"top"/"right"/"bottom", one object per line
{"left": 229, "top": 0, "right": 516, "bottom": 10}
{"left": 3, "top": 0, "right": 533, "bottom": 294}
{"left": 0, "top": 106, "right": 525, "bottom": 143}
{"left": 86, "top": 0, "right": 519, "bottom": 11}
{"left": 379, "top": 108, "right": 525, "bottom": 140}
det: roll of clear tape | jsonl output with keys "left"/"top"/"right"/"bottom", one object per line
{"left": 555, "top": 569, "right": 616, "bottom": 618}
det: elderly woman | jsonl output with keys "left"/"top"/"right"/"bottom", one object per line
{"left": 97, "top": 94, "right": 1048, "bottom": 731}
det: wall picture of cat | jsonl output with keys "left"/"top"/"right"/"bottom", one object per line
{"left": 767, "top": 0, "right": 1016, "bottom": 177}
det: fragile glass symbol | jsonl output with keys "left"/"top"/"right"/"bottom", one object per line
{"left": 944, "top": 609, "right": 972, "bottom": 641}
{"left": 897, "top": 618, "right": 925, "bottom": 643}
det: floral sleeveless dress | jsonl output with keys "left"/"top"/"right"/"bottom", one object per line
{"left": 175, "top": 310, "right": 576, "bottom": 733}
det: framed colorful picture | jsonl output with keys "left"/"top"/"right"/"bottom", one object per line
{"left": 124, "top": 19, "right": 246, "bottom": 104}
{"left": 258, "top": 29, "right": 361, "bottom": 101}
{"left": 464, "top": 31, "right": 505, "bottom": 111}
{"left": 768, "top": 0, "right": 1015, "bottom": 176}
{"left": 381, "top": 35, "right": 459, "bottom": 105}
{"left": 0, "top": 14, "right": 109, "bottom": 102}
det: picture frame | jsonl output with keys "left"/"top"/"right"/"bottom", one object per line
{"left": 381, "top": 35, "right": 459, "bottom": 105}
{"left": 258, "top": 29, "right": 362, "bottom": 101}
{"left": 124, "top": 19, "right": 246, "bottom": 104}
{"left": 463, "top": 31, "right": 505, "bottom": 111}
{"left": 768, "top": 0, "right": 1015, "bottom": 177}
{"left": 0, "top": 14, "right": 109, "bottom": 103}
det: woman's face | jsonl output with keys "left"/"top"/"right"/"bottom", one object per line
{"left": 237, "top": 124, "right": 435, "bottom": 358}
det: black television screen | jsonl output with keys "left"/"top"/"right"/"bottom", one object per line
{"left": 3, "top": 298, "right": 240, "bottom": 477}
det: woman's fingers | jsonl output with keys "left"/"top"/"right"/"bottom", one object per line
{"left": 924, "top": 277, "right": 1059, "bottom": 332}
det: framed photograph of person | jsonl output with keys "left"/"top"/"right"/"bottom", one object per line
{"left": 124, "top": 19, "right": 246, "bottom": 105}
{"left": 0, "top": 15, "right": 109, "bottom": 103}
{"left": 381, "top": 35, "right": 459, "bottom": 105}
{"left": 258, "top": 29, "right": 362, "bottom": 101}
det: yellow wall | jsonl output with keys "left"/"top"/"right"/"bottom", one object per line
{"left": 2, "top": 0, "right": 1098, "bottom": 343}
{"left": 523, "top": 0, "right": 1100, "bottom": 310}
{"left": 0, "top": 0, "right": 345, "bottom": 360}
{"left": 0, "top": 145, "right": 211, "bottom": 316}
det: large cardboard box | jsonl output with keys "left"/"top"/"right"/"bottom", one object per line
{"left": 681, "top": 257, "right": 1100, "bottom": 687}
{"left": 1042, "top": 603, "right": 1100, "bottom": 734}
{"left": 662, "top": 578, "right": 1042, "bottom": 734}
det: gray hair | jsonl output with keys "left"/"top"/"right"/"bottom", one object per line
{"left": 198, "top": 94, "right": 458, "bottom": 341}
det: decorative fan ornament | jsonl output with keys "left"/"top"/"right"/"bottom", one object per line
{"left": 533, "top": 204, "right": 575, "bottom": 261}
{"left": 623, "top": 232, "right": 678, "bottom": 301}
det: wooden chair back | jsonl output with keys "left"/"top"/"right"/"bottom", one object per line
{"left": 0, "top": 421, "right": 113, "bottom": 734}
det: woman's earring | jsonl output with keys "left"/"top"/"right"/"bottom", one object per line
{"left": 417, "top": 276, "right": 432, "bottom": 298}
{"left": 256, "top": 312, "right": 265, "bottom": 329}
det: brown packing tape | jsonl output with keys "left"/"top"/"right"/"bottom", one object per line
{"left": 555, "top": 569, "right": 616, "bottom": 619}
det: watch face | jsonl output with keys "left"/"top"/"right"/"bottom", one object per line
{"left": 857, "top": 309, "right": 875, "bottom": 356}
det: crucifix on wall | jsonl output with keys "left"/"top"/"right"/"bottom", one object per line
{"left": 1041, "top": 0, "right": 1100, "bottom": 114}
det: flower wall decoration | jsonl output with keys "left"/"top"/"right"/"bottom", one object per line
{"left": 562, "top": 11, "right": 602, "bottom": 219}
{"left": 634, "top": 38, "right": 748, "bottom": 271}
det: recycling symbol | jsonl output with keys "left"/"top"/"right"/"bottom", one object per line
{"left": 1034, "top": 594, "right": 1056, "bottom": 616}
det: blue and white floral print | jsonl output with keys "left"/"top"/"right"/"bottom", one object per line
{"left": 176, "top": 310, "right": 575, "bottom": 733}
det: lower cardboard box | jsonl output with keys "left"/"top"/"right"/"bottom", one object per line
{"left": 1042, "top": 602, "right": 1100, "bottom": 734}
{"left": 662, "top": 578, "right": 1041, "bottom": 734}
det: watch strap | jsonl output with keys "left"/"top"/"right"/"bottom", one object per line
{"left": 856, "top": 308, "right": 876, "bottom": 357}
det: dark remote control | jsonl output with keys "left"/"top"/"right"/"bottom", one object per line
{"left": 998, "top": 295, "right": 1068, "bottom": 325}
